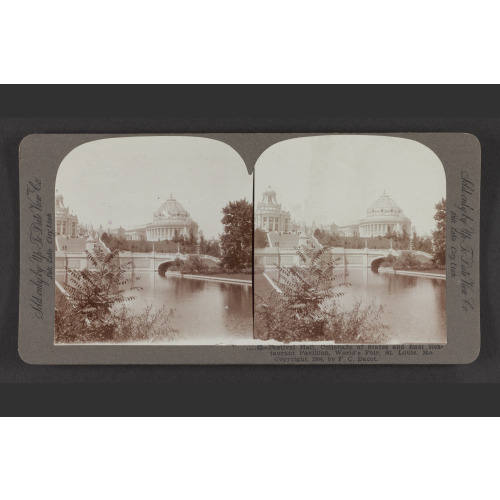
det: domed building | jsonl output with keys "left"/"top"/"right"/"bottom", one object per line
{"left": 255, "top": 187, "right": 291, "bottom": 233}
{"left": 55, "top": 191, "right": 79, "bottom": 237}
{"left": 146, "top": 195, "right": 198, "bottom": 241}
{"left": 357, "top": 191, "right": 411, "bottom": 238}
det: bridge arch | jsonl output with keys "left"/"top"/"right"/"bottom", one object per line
{"left": 369, "top": 256, "right": 386, "bottom": 272}
{"left": 157, "top": 260, "right": 177, "bottom": 277}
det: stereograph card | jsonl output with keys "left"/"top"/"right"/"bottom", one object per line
{"left": 18, "top": 133, "right": 480, "bottom": 364}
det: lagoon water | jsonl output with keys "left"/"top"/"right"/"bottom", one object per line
{"left": 56, "top": 270, "right": 253, "bottom": 344}
{"left": 265, "top": 268, "right": 446, "bottom": 344}
{"left": 124, "top": 272, "right": 253, "bottom": 343}
{"left": 57, "top": 266, "right": 445, "bottom": 345}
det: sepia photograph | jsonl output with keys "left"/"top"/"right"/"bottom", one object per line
{"left": 254, "top": 135, "right": 447, "bottom": 344}
{"left": 54, "top": 136, "right": 253, "bottom": 345}
{"left": 18, "top": 131, "right": 480, "bottom": 364}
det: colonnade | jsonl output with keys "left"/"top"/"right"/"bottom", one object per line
{"left": 147, "top": 226, "right": 185, "bottom": 241}
{"left": 360, "top": 223, "right": 398, "bottom": 237}
{"left": 56, "top": 219, "right": 77, "bottom": 237}
{"left": 255, "top": 214, "right": 290, "bottom": 232}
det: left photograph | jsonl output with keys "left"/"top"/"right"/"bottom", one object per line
{"left": 54, "top": 136, "right": 253, "bottom": 345}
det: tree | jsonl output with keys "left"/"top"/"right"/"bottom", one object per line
{"left": 314, "top": 228, "right": 341, "bottom": 247}
{"left": 179, "top": 255, "right": 209, "bottom": 274}
{"left": 254, "top": 228, "right": 269, "bottom": 248}
{"left": 207, "top": 240, "right": 221, "bottom": 257}
{"left": 55, "top": 247, "right": 142, "bottom": 342}
{"left": 254, "top": 246, "right": 387, "bottom": 343}
{"left": 199, "top": 230, "right": 206, "bottom": 253}
{"left": 419, "top": 237, "right": 433, "bottom": 254}
{"left": 64, "top": 247, "right": 139, "bottom": 320}
{"left": 220, "top": 199, "right": 253, "bottom": 270}
{"left": 432, "top": 198, "right": 446, "bottom": 265}
{"left": 401, "top": 225, "right": 410, "bottom": 249}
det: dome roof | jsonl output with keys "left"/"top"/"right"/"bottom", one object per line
{"left": 154, "top": 195, "right": 189, "bottom": 219}
{"left": 260, "top": 186, "right": 279, "bottom": 206}
{"left": 369, "top": 192, "right": 399, "bottom": 210}
{"left": 367, "top": 191, "right": 402, "bottom": 217}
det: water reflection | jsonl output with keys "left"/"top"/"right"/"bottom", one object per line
{"left": 57, "top": 271, "right": 253, "bottom": 343}
{"left": 266, "top": 267, "right": 446, "bottom": 344}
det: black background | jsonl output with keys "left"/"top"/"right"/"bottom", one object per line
{"left": 1, "top": 85, "right": 499, "bottom": 415}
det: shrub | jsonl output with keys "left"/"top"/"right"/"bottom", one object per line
{"left": 55, "top": 247, "right": 177, "bottom": 343}
{"left": 179, "top": 255, "right": 209, "bottom": 274}
{"left": 63, "top": 247, "right": 140, "bottom": 326}
{"left": 380, "top": 252, "right": 440, "bottom": 271}
{"left": 255, "top": 247, "right": 387, "bottom": 343}
{"left": 56, "top": 294, "right": 178, "bottom": 344}
{"left": 254, "top": 229, "right": 269, "bottom": 248}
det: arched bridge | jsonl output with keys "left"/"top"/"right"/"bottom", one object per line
{"left": 254, "top": 247, "right": 432, "bottom": 270}
{"left": 55, "top": 250, "right": 221, "bottom": 276}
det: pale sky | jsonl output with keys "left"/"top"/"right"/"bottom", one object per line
{"left": 56, "top": 136, "right": 252, "bottom": 239}
{"left": 254, "top": 135, "right": 446, "bottom": 236}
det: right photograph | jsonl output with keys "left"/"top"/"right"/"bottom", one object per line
{"left": 253, "top": 135, "right": 447, "bottom": 345}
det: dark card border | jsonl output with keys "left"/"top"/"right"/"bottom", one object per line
{"left": 1, "top": 85, "right": 500, "bottom": 416}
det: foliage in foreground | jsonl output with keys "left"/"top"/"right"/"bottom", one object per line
{"left": 55, "top": 247, "right": 177, "bottom": 343}
{"left": 56, "top": 297, "right": 178, "bottom": 344}
{"left": 255, "top": 247, "right": 388, "bottom": 343}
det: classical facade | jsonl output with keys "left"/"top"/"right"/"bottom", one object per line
{"left": 146, "top": 195, "right": 198, "bottom": 241}
{"left": 334, "top": 191, "right": 411, "bottom": 238}
{"left": 124, "top": 226, "right": 147, "bottom": 241}
{"left": 357, "top": 191, "right": 411, "bottom": 237}
{"left": 55, "top": 191, "right": 79, "bottom": 237}
{"left": 337, "top": 224, "right": 360, "bottom": 237}
{"left": 255, "top": 187, "right": 291, "bottom": 233}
